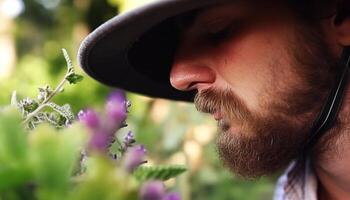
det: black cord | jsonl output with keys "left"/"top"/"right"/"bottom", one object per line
{"left": 304, "top": 46, "right": 350, "bottom": 153}
{"left": 287, "top": 47, "right": 350, "bottom": 185}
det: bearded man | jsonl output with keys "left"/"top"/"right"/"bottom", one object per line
{"left": 78, "top": 0, "right": 350, "bottom": 199}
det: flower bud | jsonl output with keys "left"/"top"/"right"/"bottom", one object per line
{"left": 123, "top": 131, "right": 135, "bottom": 151}
{"left": 140, "top": 181, "right": 165, "bottom": 200}
{"left": 105, "top": 90, "right": 128, "bottom": 125}
{"left": 123, "top": 145, "right": 147, "bottom": 172}
{"left": 78, "top": 109, "right": 100, "bottom": 130}
{"left": 89, "top": 130, "right": 109, "bottom": 152}
{"left": 162, "top": 192, "right": 181, "bottom": 200}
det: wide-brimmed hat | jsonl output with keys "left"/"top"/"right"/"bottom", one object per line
{"left": 78, "top": 0, "right": 231, "bottom": 102}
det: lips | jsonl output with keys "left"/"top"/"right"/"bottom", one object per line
{"left": 218, "top": 119, "right": 231, "bottom": 132}
{"left": 213, "top": 111, "right": 222, "bottom": 121}
{"left": 212, "top": 112, "right": 232, "bottom": 132}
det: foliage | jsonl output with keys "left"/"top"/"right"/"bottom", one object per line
{"left": 134, "top": 166, "right": 187, "bottom": 182}
{"left": 0, "top": 50, "right": 186, "bottom": 200}
{"left": 0, "top": 108, "right": 87, "bottom": 199}
{"left": 11, "top": 49, "right": 82, "bottom": 130}
{"left": 0, "top": 108, "right": 138, "bottom": 200}
{"left": 0, "top": 0, "right": 277, "bottom": 199}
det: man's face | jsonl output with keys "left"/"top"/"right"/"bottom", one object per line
{"left": 170, "top": 1, "right": 339, "bottom": 177}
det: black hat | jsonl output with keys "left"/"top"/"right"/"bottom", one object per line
{"left": 78, "top": 0, "right": 230, "bottom": 102}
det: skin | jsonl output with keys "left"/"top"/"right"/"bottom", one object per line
{"left": 169, "top": 1, "right": 350, "bottom": 200}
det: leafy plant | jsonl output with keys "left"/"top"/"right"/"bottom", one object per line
{"left": 12, "top": 49, "right": 83, "bottom": 129}
{"left": 0, "top": 50, "right": 186, "bottom": 200}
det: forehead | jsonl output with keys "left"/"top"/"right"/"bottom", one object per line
{"left": 175, "top": 1, "right": 260, "bottom": 29}
{"left": 195, "top": 1, "right": 252, "bottom": 21}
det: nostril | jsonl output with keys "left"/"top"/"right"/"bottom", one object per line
{"left": 169, "top": 64, "right": 216, "bottom": 91}
{"left": 187, "top": 82, "right": 199, "bottom": 90}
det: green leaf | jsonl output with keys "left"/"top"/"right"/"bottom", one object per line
{"left": 0, "top": 109, "right": 27, "bottom": 163}
{"left": 0, "top": 108, "right": 31, "bottom": 189}
{"left": 0, "top": 165, "right": 32, "bottom": 190}
{"left": 65, "top": 74, "right": 84, "bottom": 84}
{"left": 10, "top": 91, "right": 18, "bottom": 107}
{"left": 68, "top": 156, "right": 138, "bottom": 200}
{"left": 29, "top": 124, "right": 87, "bottom": 200}
{"left": 46, "top": 102, "right": 75, "bottom": 122}
{"left": 62, "top": 48, "right": 73, "bottom": 72}
{"left": 20, "top": 98, "right": 39, "bottom": 113}
{"left": 133, "top": 165, "right": 187, "bottom": 182}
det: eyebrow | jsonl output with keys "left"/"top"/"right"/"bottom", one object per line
{"left": 173, "top": 1, "right": 243, "bottom": 34}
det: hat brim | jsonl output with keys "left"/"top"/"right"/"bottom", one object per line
{"left": 78, "top": 0, "right": 230, "bottom": 102}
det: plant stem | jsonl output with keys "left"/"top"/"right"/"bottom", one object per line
{"left": 115, "top": 138, "right": 125, "bottom": 154}
{"left": 23, "top": 72, "right": 73, "bottom": 124}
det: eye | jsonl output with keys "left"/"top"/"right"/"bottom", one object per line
{"left": 208, "top": 25, "right": 232, "bottom": 42}
{"left": 206, "top": 20, "right": 245, "bottom": 44}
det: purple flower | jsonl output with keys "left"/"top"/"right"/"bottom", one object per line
{"left": 108, "top": 89, "right": 126, "bottom": 103}
{"left": 105, "top": 90, "right": 128, "bottom": 125}
{"left": 89, "top": 130, "right": 110, "bottom": 152}
{"left": 124, "top": 131, "right": 134, "bottom": 143}
{"left": 78, "top": 90, "right": 135, "bottom": 155}
{"left": 123, "top": 145, "right": 147, "bottom": 172}
{"left": 162, "top": 192, "right": 181, "bottom": 200}
{"left": 122, "top": 131, "right": 135, "bottom": 151}
{"left": 140, "top": 181, "right": 165, "bottom": 200}
{"left": 78, "top": 109, "right": 100, "bottom": 130}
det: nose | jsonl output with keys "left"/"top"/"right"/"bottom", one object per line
{"left": 170, "top": 57, "right": 216, "bottom": 92}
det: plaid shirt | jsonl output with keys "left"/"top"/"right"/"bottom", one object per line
{"left": 273, "top": 159, "right": 318, "bottom": 200}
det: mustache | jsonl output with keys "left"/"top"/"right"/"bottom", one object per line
{"left": 194, "top": 88, "right": 251, "bottom": 122}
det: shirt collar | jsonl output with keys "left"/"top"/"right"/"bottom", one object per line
{"left": 274, "top": 159, "right": 318, "bottom": 200}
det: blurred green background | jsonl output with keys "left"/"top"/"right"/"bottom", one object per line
{"left": 0, "top": 0, "right": 276, "bottom": 199}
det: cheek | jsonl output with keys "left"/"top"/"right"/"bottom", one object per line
{"left": 213, "top": 24, "right": 297, "bottom": 111}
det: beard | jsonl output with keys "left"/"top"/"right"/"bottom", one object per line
{"left": 194, "top": 24, "right": 340, "bottom": 178}
{"left": 195, "top": 89, "right": 316, "bottom": 178}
